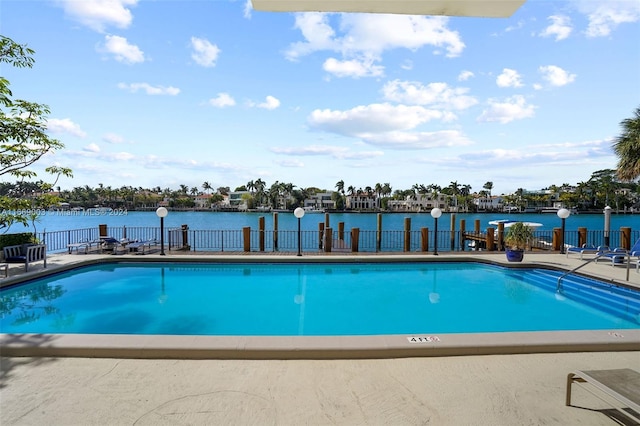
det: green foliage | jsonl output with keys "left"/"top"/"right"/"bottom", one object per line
{"left": 0, "top": 232, "right": 35, "bottom": 249}
{"left": 0, "top": 35, "right": 73, "bottom": 232}
{"left": 614, "top": 106, "right": 640, "bottom": 181}
{"left": 504, "top": 222, "right": 534, "bottom": 250}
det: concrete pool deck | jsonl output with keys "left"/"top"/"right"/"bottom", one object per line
{"left": 0, "top": 351, "right": 638, "bottom": 425}
{"left": 1, "top": 252, "right": 639, "bottom": 425}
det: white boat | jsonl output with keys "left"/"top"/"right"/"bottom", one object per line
{"left": 488, "top": 220, "right": 543, "bottom": 228}
{"left": 303, "top": 207, "right": 325, "bottom": 213}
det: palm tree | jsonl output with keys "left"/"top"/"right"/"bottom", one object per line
{"left": 202, "top": 181, "right": 212, "bottom": 194}
{"left": 483, "top": 181, "right": 493, "bottom": 198}
{"left": 246, "top": 180, "right": 256, "bottom": 194}
{"left": 613, "top": 106, "right": 640, "bottom": 180}
{"left": 382, "top": 182, "right": 392, "bottom": 197}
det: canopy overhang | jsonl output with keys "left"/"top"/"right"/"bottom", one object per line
{"left": 251, "top": 0, "right": 526, "bottom": 18}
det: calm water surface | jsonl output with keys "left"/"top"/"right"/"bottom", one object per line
{"left": 1, "top": 262, "right": 638, "bottom": 335}
{"left": 24, "top": 211, "right": 640, "bottom": 233}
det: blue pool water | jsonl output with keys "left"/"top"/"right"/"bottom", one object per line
{"left": 1, "top": 262, "right": 639, "bottom": 336}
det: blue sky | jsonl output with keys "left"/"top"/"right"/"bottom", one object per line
{"left": 2, "top": 0, "right": 639, "bottom": 195}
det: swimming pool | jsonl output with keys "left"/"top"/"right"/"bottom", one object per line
{"left": 1, "top": 262, "right": 638, "bottom": 336}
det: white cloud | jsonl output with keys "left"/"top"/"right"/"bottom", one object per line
{"left": 285, "top": 13, "right": 338, "bottom": 61}
{"left": 539, "top": 15, "right": 572, "bottom": 41}
{"left": 382, "top": 80, "right": 477, "bottom": 110}
{"left": 250, "top": 95, "right": 281, "bottom": 110}
{"left": 83, "top": 143, "right": 101, "bottom": 153}
{"left": 190, "top": 37, "right": 220, "bottom": 67}
{"left": 274, "top": 159, "right": 305, "bottom": 167}
{"left": 446, "top": 138, "right": 613, "bottom": 169}
{"left": 323, "top": 57, "right": 384, "bottom": 78}
{"left": 400, "top": 60, "right": 413, "bottom": 71}
{"left": 117, "top": 82, "right": 180, "bottom": 95}
{"left": 47, "top": 118, "right": 87, "bottom": 138}
{"left": 270, "top": 145, "right": 383, "bottom": 159}
{"left": 208, "top": 93, "right": 236, "bottom": 108}
{"left": 577, "top": 1, "right": 640, "bottom": 37}
{"left": 305, "top": 103, "right": 470, "bottom": 150}
{"left": 478, "top": 95, "right": 536, "bottom": 124}
{"left": 504, "top": 20, "right": 524, "bottom": 33}
{"left": 539, "top": 65, "right": 576, "bottom": 87}
{"left": 102, "top": 133, "right": 127, "bottom": 144}
{"left": 496, "top": 68, "right": 523, "bottom": 88}
{"left": 359, "top": 130, "right": 472, "bottom": 150}
{"left": 100, "top": 35, "right": 144, "bottom": 64}
{"left": 285, "top": 13, "right": 464, "bottom": 78}
{"left": 243, "top": 0, "right": 252, "bottom": 19}
{"left": 58, "top": 0, "right": 137, "bottom": 33}
{"left": 308, "top": 103, "right": 450, "bottom": 137}
{"left": 458, "top": 70, "right": 474, "bottom": 81}
{"left": 112, "top": 152, "right": 136, "bottom": 161}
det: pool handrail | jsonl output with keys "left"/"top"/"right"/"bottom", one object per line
{"left": 557, "top": 250, "right": 631, "bottom": 292}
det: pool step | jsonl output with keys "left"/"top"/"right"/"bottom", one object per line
{"left": 518, "top": 269, "right": 640, "bottom": 324}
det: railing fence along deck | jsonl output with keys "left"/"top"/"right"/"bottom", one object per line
{"left": 35, "top": 226, "right": 639, "bottom": 255}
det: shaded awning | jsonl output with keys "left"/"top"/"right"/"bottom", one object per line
{"left": 251, "top": 0, "right": 526, "bottom": 18}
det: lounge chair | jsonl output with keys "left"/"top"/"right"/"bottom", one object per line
{"left": 100, "top": 237, "right": 129, "bottom": 254}
{"left": 595, "top": 238, "right": 640, "bottom": 266}
{"left": 595, "top": 248, "right": 628, "bottom": 266}
{"left": 566, "top": 244, "right": 608, "bottom": 259}
{"left": 67, "top": 238, "right": 101, "bottom": 254}
{"left": 127, "top": 238, "right": 159, "bottom": 254}
{"left": 566, "top": 369, "right": 640, "bottom": 423}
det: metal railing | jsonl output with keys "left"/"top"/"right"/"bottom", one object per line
{"left": 557, "top": 250, "right": 632, "bottom": 290}
{"left": 33, "top": 227, "right": 639, "bottom": 255}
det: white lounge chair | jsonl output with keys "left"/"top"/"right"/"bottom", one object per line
{"left": 566, "top": 369, "right": 640, "bottom": 423}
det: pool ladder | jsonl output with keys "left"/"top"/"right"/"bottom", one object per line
{"left": 556, "top": 251, "right": 632, "bottom": 293}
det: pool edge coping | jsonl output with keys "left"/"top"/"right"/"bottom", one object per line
{"left": 2, "top": 254, "right": 639, "bottom": 359}
{"left": 2, "top": 329, "right": 640, "bottom": 359}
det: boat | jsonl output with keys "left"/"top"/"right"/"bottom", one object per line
{"left": 539, "top": 207, "right": 579, "bottom": 214}
{"left": 303, "top": 207, "right": 325, "bottom": 213}
{"left": 488, "top": 220, "right": 543, "bottom": 228}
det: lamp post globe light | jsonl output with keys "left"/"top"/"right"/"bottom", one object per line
{"left": 294, "top": 207, "right": 305, "bottom": 256}
{"left": 557, "top": 208, "right": 570, "bottom": 254}
{"left": 430, "top": 207, "right": 442, "bottom": 255}
{"left": 156, "top": 206, "right": 168, "bottom": 256}
{"left": 603, "top": 206, "right": 612, "bottom": 247}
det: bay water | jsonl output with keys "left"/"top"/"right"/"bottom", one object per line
{"left": 21, "top": 210, "right": 640, "bottom": 234}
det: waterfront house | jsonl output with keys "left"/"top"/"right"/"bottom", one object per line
{"left": 387, "top": 194, "right": 449, "bottom": 212}
{"left": 346, "top": 192, "right": 379, "bottom": 210}
{"left": 303, "top": 192, "right": 336, "bottom": 211}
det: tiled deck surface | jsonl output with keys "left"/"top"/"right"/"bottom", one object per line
{"left": 2, "top": 250, "right": 639, "bottom": 425}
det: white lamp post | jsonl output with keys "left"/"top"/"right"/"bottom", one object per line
{"left": 430, "top": 207, "right": 442, "bottom": 255}
{"left": 557, "top": 208, "right": 570, "bottom": 254}
{"left": 294, "top": 207, "right": 305, "bottom": 256}
{"left": 603, "top": 206, "right": 612, "bottom": 247}
{"left": 156, "top": 206, "right": 168, "bottom": 255}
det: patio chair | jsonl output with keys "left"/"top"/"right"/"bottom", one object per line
{"left": 566, "top": 369, "right": 640, "bottom": 423}
{"left": 100, "top": 237, "right": 129, "bottom": 254}
{"left": 595, "top": 248, "right": 628, "bottom": 266}
{"left": 67, "top": 238, "right": 94, "bottom": 254}
{"left": 595, "top": 238, "right": 640, "bottom": 266}
{"left": 127, "top": 238, "right": 159, "bottom": 254}
{"left": 566, "top": 244, "right": 608, "bottom": 259}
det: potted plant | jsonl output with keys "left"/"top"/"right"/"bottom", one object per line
{"left": 504, "top": 222, "right": 534, "bottom": 262}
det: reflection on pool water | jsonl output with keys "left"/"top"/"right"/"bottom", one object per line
{"left": 1, "top": 262, "right": 639, "bottom": 336}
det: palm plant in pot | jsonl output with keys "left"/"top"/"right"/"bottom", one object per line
{"left": 504, "top": 222, "right": 534, "bottom": 262}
